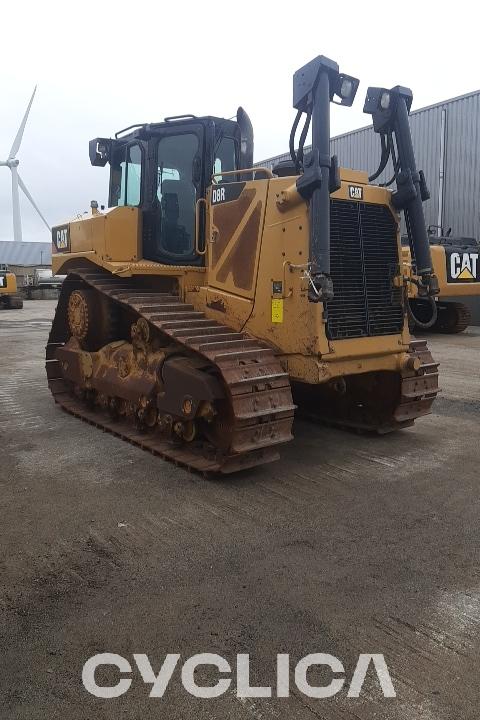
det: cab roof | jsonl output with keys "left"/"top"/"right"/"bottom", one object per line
{"left": 114, "top": 115, "right": 239, "bottom": 142}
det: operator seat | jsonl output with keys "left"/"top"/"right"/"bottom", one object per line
{"left": 160, "top": 179, "right": 195, "bottom": 255}
{"left": 161, "top": 192, "right": 179, "bottom": 253}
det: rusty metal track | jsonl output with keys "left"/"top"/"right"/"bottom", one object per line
{"left": 46, "top": 269, "right": 295, "bottom": 474}
{"left": 390, "top": 338, "right": 439, "bottom": 429}
{"left": 293, "top": 338, "right": 439, "bottom": 434}
{"left": 46, "top": 269, "right": 439, "bottom": 474}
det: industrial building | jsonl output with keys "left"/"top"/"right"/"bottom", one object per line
{"left": 258, "top": 89, "right": 480, "bottom": 241}
{"left": 0, "top": 240, "right": 51, "bottom": 288}
{"left": 0, "top": 240, "right": 51, "bottom": 265}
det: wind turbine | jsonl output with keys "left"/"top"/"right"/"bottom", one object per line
{"left": 0, "top": 86, "right": 51, "bottom": 242}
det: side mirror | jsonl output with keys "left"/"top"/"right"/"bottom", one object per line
{"left": 89, "top": 138, "right": 115, "bottom": 167}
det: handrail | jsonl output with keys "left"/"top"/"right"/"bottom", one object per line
{"left": 115, "top": 124, "right": 146, "bottom": 138}
{"left": 195, "top": 198, "right": 208, "bottom": 256}
{"left": 211, "top": 167, "right": 273, "bottom": 184}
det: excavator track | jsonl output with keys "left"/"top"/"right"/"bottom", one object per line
{"left": 433, "top": 301, "right": 471, "bottom": 334}
{"left": 409, "top": 299, "right": 471, "bottom": 334}
{"left": 46, "top": 268, "right": 295, "bottom": 475}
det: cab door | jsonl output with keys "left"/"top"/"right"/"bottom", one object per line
{"left": 143, "top": 125, "right": 205, "bottom": 266}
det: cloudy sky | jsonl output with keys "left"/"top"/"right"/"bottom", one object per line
{"left": 1, "top": 0, "right": 478, "bottom": 243}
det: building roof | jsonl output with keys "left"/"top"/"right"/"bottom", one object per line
{"left": 0, "top": 241, "right": 51, "bottom": 266}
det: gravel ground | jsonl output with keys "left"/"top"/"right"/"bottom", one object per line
{"left": 1, "top": 300, "right": 479, "bottom": 719}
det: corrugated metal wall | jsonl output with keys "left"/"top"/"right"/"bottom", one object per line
{"left": 0, "top": 241, "right": 51, "bottom": 266}
{"left": 442, "top": 92, "right": 480, "bottom": 238}
{"left": 257, "top": 90, "right": 480, "bottom": 239}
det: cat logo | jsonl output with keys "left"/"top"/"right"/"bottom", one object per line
{"left": 52, "top": 224, "right": 70, "bottom": 253}
{"left": 448, "top": 251, "right": 479, "bottom": 283}
{"left": 348, "top": 185, "right": 363, "bottom": 201}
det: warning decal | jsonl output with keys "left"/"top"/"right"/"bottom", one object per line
{"left": 271, "top": 298, "right": 284, "bottom": 323}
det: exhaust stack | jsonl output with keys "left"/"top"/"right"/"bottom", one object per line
{"left": 236, "top": 106, "right": 254, "bottom": 172}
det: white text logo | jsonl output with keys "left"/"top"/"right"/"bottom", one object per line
{"left": 450, "top": 251, "right": 478, "bottom": 280}
{"left": 82, "top": 652, "right": 396, "bottom": 700}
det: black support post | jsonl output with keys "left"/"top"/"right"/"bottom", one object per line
{"left": 292, "top": 56, "right": 358, "bottom": 302}
{"left": 393, "top": 95, "right": 432, "bottom": 276}
{"left": 309, "top": 70, "right": 332, "bottom": 281}
{"left": 364, "top": 86, "right": 439, "bottom": 295}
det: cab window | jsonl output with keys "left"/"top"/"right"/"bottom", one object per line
{"left": 156, "top": 133, "right": 199, "bottom": 257}
{"left": 213, "top": 136, "right": 237, "bottom": 182}
{"left": 110, "top": 143, "right": 143, "bottom": 207}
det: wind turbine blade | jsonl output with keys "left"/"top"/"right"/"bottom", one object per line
{"left": 11, "top": 166, "right": 22, "bottom": 243}
{"left": 17, "top": 173, "right": 51, "bottom": 231}
{"left": 9, "top": 86, "right": 37, "bottom": 160}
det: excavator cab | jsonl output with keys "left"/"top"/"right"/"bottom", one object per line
{"left": 0, "top": 264, "right": 23, "bottom": 309}
{"left": 89, "top": 110, "right": 253, "bottom": 266}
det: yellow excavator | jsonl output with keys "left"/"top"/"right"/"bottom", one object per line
{"left": 0, "top": 265, "right": 23, "bottom": 309}
{"left": 404, "top": 227, "right": 479, "bottom": 332}
{"left": 46, "top": 54, "right": 439, "bottom": 474}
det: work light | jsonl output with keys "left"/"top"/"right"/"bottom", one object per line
{"left": 334, "top": 73, "right": 359, "bottom": 106}
{"left": 380, "top": 91, "right": 391, "bottom": 110}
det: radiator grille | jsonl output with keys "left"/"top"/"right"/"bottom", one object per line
{"left": 325, "top": 200, "right": 404, "bottom": 340}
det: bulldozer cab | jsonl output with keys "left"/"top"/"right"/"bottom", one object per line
{"left": 90, "top": 113, "right": 250, "bottom": 266}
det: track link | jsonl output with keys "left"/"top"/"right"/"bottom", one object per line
{"left": 293, "top": 338, "right": 439, "bottom": 433}
{"left": 46, "top": 269, "right": 295, "bottom": 474}
{"left": 390, "top": 338, "right": 439, "bottom": 430}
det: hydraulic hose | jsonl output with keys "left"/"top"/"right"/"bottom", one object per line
{"left": 289, "top": 109, "right": 302, "bottom": 170}
{"left": 406, "top": 293, "right": 438, "bottom": 330}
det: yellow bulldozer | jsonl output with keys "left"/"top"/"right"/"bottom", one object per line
{"left": 0, "top": 265, "right": 23, "bottom": 309}
{"left": 404, "top": 227, "right": 479, "bottom": 332}
{"left": 46, "top": 54, "right": 439, "bottom": 474}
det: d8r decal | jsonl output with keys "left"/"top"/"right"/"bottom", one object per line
{"left": 211, "top": 182, "right": 246, "bottom": 205}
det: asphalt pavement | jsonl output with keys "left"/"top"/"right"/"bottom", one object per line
{"left": 1, "top": 300, "right": 479, "bottom": 719}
